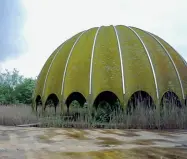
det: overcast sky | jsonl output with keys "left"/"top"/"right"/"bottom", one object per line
{"left": 0, "top": 0, "right": 187, "bottom": 78}
{"left": 0, "top": 0, "right": 26, "bottom": 62}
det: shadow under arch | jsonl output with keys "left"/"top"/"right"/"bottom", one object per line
{"left": 127, "top": 91, "right": 155, "bottom": 114}
{"left": 65, "top": 92, "right": 86, "bottom": 115}
{"left": 44, "top": 93, "right": 59, "bottom": 113}
{"left": 35, "top": 95, "right": 42, "bottom": 111}
{"left": 93, "top": 91, "right": 122, "bottom": 122}
{"left": 160, "top": 91, "right": 182, "bottom": 108}
{"left": 185, "top": 98, "right": 187, "bottom": 106}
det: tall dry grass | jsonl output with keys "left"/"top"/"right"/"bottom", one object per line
{"left": 0, "top": 104, "right": 38, "bottom": 126}
{"left": 0, "top": 100, "right": 187, "bottom": 129}
{"left": 38, "top": 100, "right": 187, "bottom": 129}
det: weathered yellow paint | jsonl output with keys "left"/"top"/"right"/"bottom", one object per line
{"left": 33, "top": 25, "right": 187, "bottom": 111}
{"left": 33, "top": 44, "right": 63, "bottom": 100}
{"left": 63, "top": 28, "right": 98, "bottom": 101}
{"left": 132, "top": 27, "right": 182, "bottom": 101}
{"left": 116, "top": 25, "right": 156, "bottom": 106}
{"left": 154, "top": 35, "right": 187, "bottom": 99}
{"left": 92, "top": 26, "right": 123, "bottom": 104}
{"left": 43, "top": 32, "right": 83, "bottom": 102}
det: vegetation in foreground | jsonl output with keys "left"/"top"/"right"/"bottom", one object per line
{"left": 0, "top": 68, "right": 187, "bottom": 129}
{"left": 37, "top": 99, "right": 187, "bottom": 129}
{"left": 0, "top": 100, "right": 187, "bottom": 129}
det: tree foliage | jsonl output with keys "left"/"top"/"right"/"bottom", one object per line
{"left": 0, "top": 68, "right": 36, "bottom": 105}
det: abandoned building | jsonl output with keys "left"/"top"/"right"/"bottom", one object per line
{"left": 33, "top": 25, "right": 187, "bottom": 114}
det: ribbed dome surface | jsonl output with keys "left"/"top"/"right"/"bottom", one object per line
{"left": 33, "top": 25, "right": 187, "bottom": 110}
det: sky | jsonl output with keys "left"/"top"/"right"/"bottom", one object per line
{"left": 0, "top": 0, "right": 187, "bottom": 78}
{"left": 0, "top": 1, "right": 26, "bottom": 62}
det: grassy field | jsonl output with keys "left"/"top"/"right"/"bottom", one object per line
{"left": 0, "top": 104, "right": 38, "bottom": 126}
{"left": 0, "top": 102, "right": 187, "bottom": 129}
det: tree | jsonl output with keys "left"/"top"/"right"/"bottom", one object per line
{"left": 14, "top": 78, "right": 35, "bottom": 104}
{"left": 0, "top": 68, "right": 36, "bottom": 105}
{"left": 0, "top": 84, "right": 16, "bottom": 104}
{"left": 0, "top": 68, "right": 23, "bottom": 87}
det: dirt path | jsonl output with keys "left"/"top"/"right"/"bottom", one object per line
{"left": 0, "top": 126, "right": 187, "bottom": 159}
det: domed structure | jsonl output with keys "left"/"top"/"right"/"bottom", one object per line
{"left": 33, "top": 25, "right": 187, "bottom": 113}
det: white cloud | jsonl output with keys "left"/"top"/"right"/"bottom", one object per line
{"left": 1, "top": 0, "right": 187, "bottom": 77}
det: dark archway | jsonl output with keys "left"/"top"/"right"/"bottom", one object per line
{"left": 160, "top": 92, "right": 183, "bottom": 128}
{"left": 160, "top": 91, "right": 182, "bottom": 108}
{"left": 35, "top": 95, "right": 42, "bottom": 112}
{"left": 65, "top": 92, "right": 86, "bottom": 118}
{"left": 93, "top": 91, "right": 122, "bottom": 122}
{"left": 44, "top": 93, "right": 59, "bottom": 114}
{"left": 127, "top": 91, "right": 155, "bottom": 114}
{"left": 65, "top": 92, "right": 86, "bottom": 107}
{"left": 185, "top": 96, "right": 187, "bottom": 107}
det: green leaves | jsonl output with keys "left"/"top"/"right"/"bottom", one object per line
{"left": 0, "top": 68, "right": 36, "bottom": 105}
{"left": 14, "top": 78, "right": 35, "bottom": 104}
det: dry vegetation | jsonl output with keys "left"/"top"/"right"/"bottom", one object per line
{"left": 0, "top": 101, "right": 187, "bottom": 129}
{"left": 0, "top": 105, "right": 38, "bottom": 126}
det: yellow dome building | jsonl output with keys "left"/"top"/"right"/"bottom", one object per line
{"left": 33, "top": 25, "right": 187, "bottom": 113}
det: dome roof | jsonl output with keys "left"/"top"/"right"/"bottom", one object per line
{"left": 33, "top": 25, "right": 187, "bottom": 110}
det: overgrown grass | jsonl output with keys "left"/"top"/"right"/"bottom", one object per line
{"left": 0, "top": 104, "right": 38, "bottom": 126}
{"left": 0, "top": 100, "right": 187, "bottom": 129}
{"left": 38, "top": 104, "right": 187, "bottom": 129}
{"left": 36, "top": 98, "right": 187, "bottom": 129}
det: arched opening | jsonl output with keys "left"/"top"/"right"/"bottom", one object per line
{"left": 185, "top": 97, "right": 187, "bottom": 106}
{"left": 160, "top": 91, "right": 182, "bottom": 108}
{"left": 93, "top": 91, "right": 122, "bottom": 122}
{"left": 35, "top": 95, "right": 42, "bottom": 112}
{"left": 160, "top": 92, "right": 183, "bottom": 127}
{"left": 44, "top": 93, "right": 59, "bottom": 115}
{"left": 127, "top": 91, "right": 155, "bottom": 114}
{"left": 65, "top": 92, "right": 86, "bottom": 119}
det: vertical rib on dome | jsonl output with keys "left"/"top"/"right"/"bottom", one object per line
{"left": 127, "top": 26, "right": 159, "bottom": 100}
{"left": 60, "top": 31, "right": 87, "bottom": 96}
{"left": 113, "top": 25, "right": 126, "bottom": 95}
{"left": 180, "top": 55, "right": 187, "bottom": 66}
{"left": 130, "top": 27, "right": 182, "bottom": 102}
{"left": 62, "top": 28, "right": 99, "bottom": 103}
{"left": 34, "top": 43, "right": 64, "bottom": 101}
{"left": 33, "top": 25, "right": 187, "bottom": 112}
{"left": 42, "top": 31, "right": 85, "bottom": 103}
{"left": 147, "top": 32, "right": 185, "bottom": 100}
{"left": 89, "top": 27, "right": 101, "bottom": 95}
{"left": 91, "top": 26, "right": 124, "bottom": 104}
{"left": 42, "top": 43, "right": 65, "bottom": 98}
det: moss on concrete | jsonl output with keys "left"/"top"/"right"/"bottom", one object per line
{"left": 33, "top": 25, "right": 187, "bottom": 112}
{"left": 92, "top": 26, "right": 123, "bottom": 103}
{"left": 59, "top": 147, "right": 187, "bottom": 159}
{"left": 63, "top": 28, "right": 98, "bottom": 100}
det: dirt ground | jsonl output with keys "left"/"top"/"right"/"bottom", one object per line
{"left": 0, "top": 126, "right": 187, "bottom": 159}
